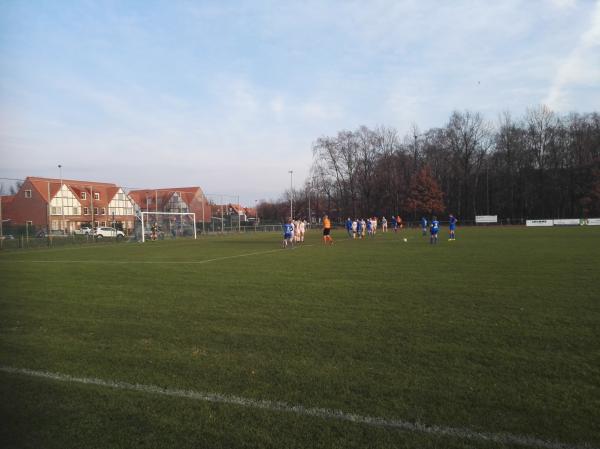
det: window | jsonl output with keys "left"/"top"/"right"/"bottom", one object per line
{"left": 26, "top": 220, "right": 33, "bottom": 226}
{"left": 94, "top": 192, "right": 100, "bottom": 200}
{"left": 94, "top": 208, "right": 99, "bottom": 215}
{"left": 73, "top": 207, "right": 79, "bottom": 215}
{"left": 84, "top": 207, "right": 89, "bottom": 215}
{"left": 100, "top": 207, "right": 106, "bottom": 215}
{"left": 25, "top": 190, "right": 32, "bottom": 198}
{"left": 51, "top": 207, "right": 61, "bottom": 214}
{"left": 81, "top": 192, "right": 87, "bottom": 200}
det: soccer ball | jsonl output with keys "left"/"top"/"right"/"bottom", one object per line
{"left": 403, "top": 238, "right": 408, "bottom": 242}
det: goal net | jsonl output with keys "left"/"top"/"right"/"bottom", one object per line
{"left": 137, "top": 212, "right": 197, "bottom": 242}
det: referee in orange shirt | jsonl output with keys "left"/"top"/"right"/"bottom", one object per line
{"left": 323, "top": 214, "right": 333, "bottom": 245}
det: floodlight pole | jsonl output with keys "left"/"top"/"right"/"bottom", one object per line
{"left": 237, "top": 195, "right": 241, "bottom": 233}
{"left": 90, "top": 185, "right": 94, "bottom": 229}
{"left": 47, "top": 181, "right": 51, "bottom": 236}
{"left": 289, "top": 170, "right": 293, "bottom": 219}
{"left": 141, "top": 211, "right": 145, "bottom": 242}
{"left": 58, "top": 164, "right": 64, "bottom": 234}
{"left": 307, "top": 184, "right": 312, "bottom": 226}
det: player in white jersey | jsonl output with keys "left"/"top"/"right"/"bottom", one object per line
{"left": 293, "top": 219, "right": 301, "bottom": 242}
{"left": 351, "top": 219, "right": 358, "bottom": 239}
{"left": 298, "top": 219, "right": 306, "bottom": 242}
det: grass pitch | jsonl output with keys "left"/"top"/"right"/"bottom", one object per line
{"left": 0, "top": 227, "right": 599, "bottom": 449}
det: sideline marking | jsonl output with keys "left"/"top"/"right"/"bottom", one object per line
{"left": 0, "top": 246, "right": 313, "bottom": 265}
{"left": 0, "top": 366, "right": 594, "bottom": 449}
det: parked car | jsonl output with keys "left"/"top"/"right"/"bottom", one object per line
{"left": 0, "top": 234, "right": 15, "bottom": 240}
{"left": 74, "top": 226, "right": 92, "bottom": 235}
{"left": 93, "top": 227, "right": 125, "bottom": 239}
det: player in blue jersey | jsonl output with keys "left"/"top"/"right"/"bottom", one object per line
{"left": 421, "top": 216, "right": 428, "bottom": 236}
{"left": 430, "top": 216, "right": 440, "bottom": 244}
{"left": 448, "top": 214, "right": 457, "bottom": 241}
{"left": 356, "top": 218, "right": 363, "bottom": 239}
{"left": 346, "top": 217, "right": 353, "bottom": 238}
{"left": 282, "top": 218, "right": 294, "bottom": 248}
{"left": 366, "top": 218, "right": 373, "bottom": 237}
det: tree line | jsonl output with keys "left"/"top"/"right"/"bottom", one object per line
{"left": 258, "top": 106, "right": 600, "bottom": 223}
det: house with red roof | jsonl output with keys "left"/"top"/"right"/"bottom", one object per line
{"left": 1, "top": 177, "right": 136, "bottom": 233}
{"left": 128, "top": 187, "right": 211, "bottom": 222}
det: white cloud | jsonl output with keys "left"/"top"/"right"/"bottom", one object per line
{"left": 545, "top": 0, "right": 600, "bottom": 110}
{"left": 549, "top": 0, "right": 577, "bottom": 9}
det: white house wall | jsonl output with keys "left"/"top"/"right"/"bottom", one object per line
{"left": 108, "top": 188, "right": 135, "bottom": 216}
{"left": 50, "top": 185, "right": 81, "bottom": 216}
{"left": 165, "top": 192, "right": 190, "bottom": 213}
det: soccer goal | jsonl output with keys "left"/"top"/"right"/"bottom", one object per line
{"left": 139, "top": 211, "right": 197, "bottom": 242}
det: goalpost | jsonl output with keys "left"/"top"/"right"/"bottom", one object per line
{"left": 140, "top": 211, "right": 196, "bottom": 243}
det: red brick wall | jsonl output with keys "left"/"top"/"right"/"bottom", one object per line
{"left": 4, "top": 179, "right": 49, "bottom": 228}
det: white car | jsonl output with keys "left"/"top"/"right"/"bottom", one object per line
{"left": 93, "top": 227, "right": 125, "bottom": 239}
{"left": 74, "top": 226, "right": 92, "bottom": 235}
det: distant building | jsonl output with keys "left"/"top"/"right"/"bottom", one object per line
{"left": 0, "top": 177, "right": 136, "bottom": 233}
{"left": 128, "top": 187, "right": 211, "bottom": 222}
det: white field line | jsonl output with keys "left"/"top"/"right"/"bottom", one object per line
{"left": 0, "top": 366, "right": 594, "bottom": 449}
{"left": 0, "top": 246, "right": 313, "bottom": 265}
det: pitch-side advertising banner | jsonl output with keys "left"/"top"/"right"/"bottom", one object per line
{"left": 553, "top": 219, "right": 580, "bottom": 226}
{"left": 584, "top": 218, "right": 600, "bottom": 226}
{"left": 526, "top": 220, "right": 553, "bottom": 227}
{"left": 475, "top": 215, "right": 498, "bottom": 223}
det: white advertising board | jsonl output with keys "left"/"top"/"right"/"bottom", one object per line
{"left": 526, "top": 220, "right": 553, "bottom": 227}
{"left": 476, "top": 215, "right": 498, "bottom": 223}
{"left": 584, "top": 218, "right": 600, "bottom": 226}
{"left": 553, "top": 219, "right": 580, "bottom": 226}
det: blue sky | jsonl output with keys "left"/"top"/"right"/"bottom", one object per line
{"left": 1, "top": 0, "right": 599, "bottom": 204}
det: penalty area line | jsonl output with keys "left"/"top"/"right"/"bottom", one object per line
{"left": 0, "top": 366, "right": 593, "bottom": 449}
{"left": 0, "top": 246, "right": 313, "bottom": 265}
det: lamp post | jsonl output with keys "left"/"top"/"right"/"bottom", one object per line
{"left": 308, "top": 187, "right": 313, "bottom": 226}
{"left": 255, "top": 199, "right": 258, "bottom": 228}
{"left": 58, "top": 164, "right": 64, "bottom": 234}
{"left": 288, "top": 170, "right": 293, "bottom": 219}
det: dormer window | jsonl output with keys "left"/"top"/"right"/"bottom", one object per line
{"left": 94, "top": 192, "right": 100, "bottom": 200}
{"left": 81, "top": 192, "right": 87, "bottom": 200}
{"left": 25, "top": 190, "right": 32, "bottom": 198}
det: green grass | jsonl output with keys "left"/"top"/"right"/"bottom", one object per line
{"left": 0, "top": 227, "right": 599, "bottom": 449}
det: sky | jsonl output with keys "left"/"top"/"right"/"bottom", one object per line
{"left": 1, "top": 0, "right": 599, "bottom": 204}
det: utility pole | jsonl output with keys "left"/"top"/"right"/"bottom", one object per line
{"left": 255, "top": 199, "right": 258, "bottom": 228}
{"left": 90, "top": 185, "right": 94, "bottom": 229}
{"left": 47, "top": 181, "right": 51, "bottom": 234}
{"left": 58, "top": 165, "right": 64, "bottom": 234}
{"left": 307, "top": 187, "right": 311, "bottom": 225}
